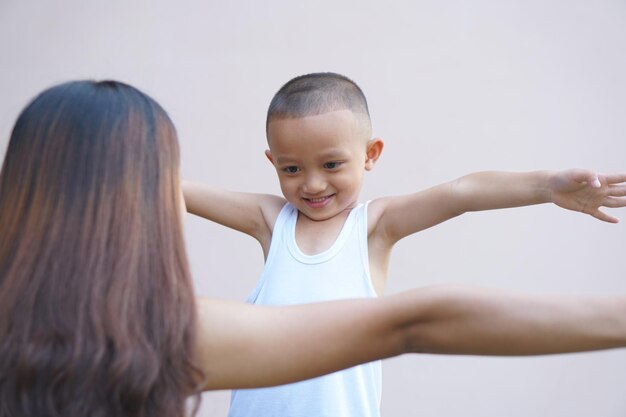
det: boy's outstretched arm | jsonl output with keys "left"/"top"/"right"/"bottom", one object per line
{"left": 372, "top": 169, "right": 626, "bottom": 244}
{"left": 450, "top": 169, "right": 626, "bottom": 223}
{"left": 183, "top": 181, "right": 285, "bottom": 251}
{"left": 196, "top": 285, "right": 626, "bottom": 390}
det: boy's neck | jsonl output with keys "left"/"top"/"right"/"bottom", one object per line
{"left": 294, "top": 207, "right": 354, "bottom": 255}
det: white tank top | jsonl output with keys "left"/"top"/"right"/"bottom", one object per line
{"left": 228, "top": 202, "right": 382, "bottom": 417}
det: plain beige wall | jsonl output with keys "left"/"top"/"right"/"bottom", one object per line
{"left": 1, "top": 1, "right": 625, "bottom": 416}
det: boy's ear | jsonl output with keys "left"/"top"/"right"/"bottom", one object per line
{"left": 265, "top": 149, "right": 275, "bottom": 165}
{"left": 364, "top": 138, "right": 384, "bottom": 171}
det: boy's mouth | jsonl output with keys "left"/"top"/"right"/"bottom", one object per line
{"left": 303, "top": 194, "right": 335, "bottom": 208}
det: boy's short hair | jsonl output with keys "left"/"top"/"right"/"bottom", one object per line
{"left": 266, "top": 72, "right": 371, "bottom": 133}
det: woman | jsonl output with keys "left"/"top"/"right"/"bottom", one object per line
{"left": 0, "top": 80, "right": 624, "bottom": 417}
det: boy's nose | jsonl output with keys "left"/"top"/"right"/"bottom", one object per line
{"left": 302, "top": 174, "right": 326, "bottom": 194}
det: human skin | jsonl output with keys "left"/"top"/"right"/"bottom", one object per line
{"left": 186, "top": 110, "right": 626, "bottom": 294}
{"left": 182, "top": 110, "right": 626, "bottom": 391}
{"left": 194, "top": 285, "right": 626, "bottom": 390}
{"left": 4, "top": 80, "right": 625, "bottom": 415}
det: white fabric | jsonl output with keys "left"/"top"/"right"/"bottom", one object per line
{"left": 228, "top": 202, "right": 382, "bottom": 417}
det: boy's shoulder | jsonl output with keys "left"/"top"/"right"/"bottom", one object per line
{"left": 366, "top": 196, "right": 394, "bottom": 225}
{"left": 260, "top": 194, "right": 289, "bottom": 225}
{"left": 365, "top": 196, "right": 406, "bottom": 243}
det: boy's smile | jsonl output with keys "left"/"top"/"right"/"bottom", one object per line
{"left": 266, "top": 109, "right": 383, "bottom": 222}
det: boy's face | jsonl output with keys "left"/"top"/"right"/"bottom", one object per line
{"left": 266, "top": 109, "right": 382, "bottom": 222}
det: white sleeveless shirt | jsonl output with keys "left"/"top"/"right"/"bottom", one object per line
{"left": 228, "top": 202, "right": 382, "bottom": 417}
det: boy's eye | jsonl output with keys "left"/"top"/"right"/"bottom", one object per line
{"left": 283, "top": 166, "right": 300, "bottom": 174}
{"left": 323, "top": 162, "right": 341, "bottom": 169}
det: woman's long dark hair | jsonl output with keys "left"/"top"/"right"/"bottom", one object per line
{"left": 0, "top": 80, "right": 204, "bottom": 417}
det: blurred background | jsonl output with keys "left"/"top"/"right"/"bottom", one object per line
{"left": 1, "top": 1, "right": 625, "bottom": 415}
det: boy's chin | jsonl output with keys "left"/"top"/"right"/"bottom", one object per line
{"left": 297, "top": 206, "right": 350, "bottom": 223}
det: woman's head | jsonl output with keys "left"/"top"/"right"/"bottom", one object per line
{"left": 0, "top": 80, "right": 202, "bottom": 417}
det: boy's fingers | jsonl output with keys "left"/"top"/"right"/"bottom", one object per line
{"left": 603, "top": 196, "right": 626, "bottom": 208}
{"left": 608, "top": 184, "right": 626, "bottom": 197}
{"left": 592, "top": 209, "right": 619, "bottom": 223}
{"left": 604, "top": 173, "right": 626, "bottom": 185}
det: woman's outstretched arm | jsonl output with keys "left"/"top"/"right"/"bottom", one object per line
{"left": 196, "top": 285, "right": 626, "bottom": 390}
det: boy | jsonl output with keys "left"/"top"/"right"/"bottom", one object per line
{"left": 184, "top": 72, "right": 626, "bottom": 417}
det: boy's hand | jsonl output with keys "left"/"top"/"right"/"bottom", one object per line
{"left": 549, "top": 169, "right": 626, "bottom": 223}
